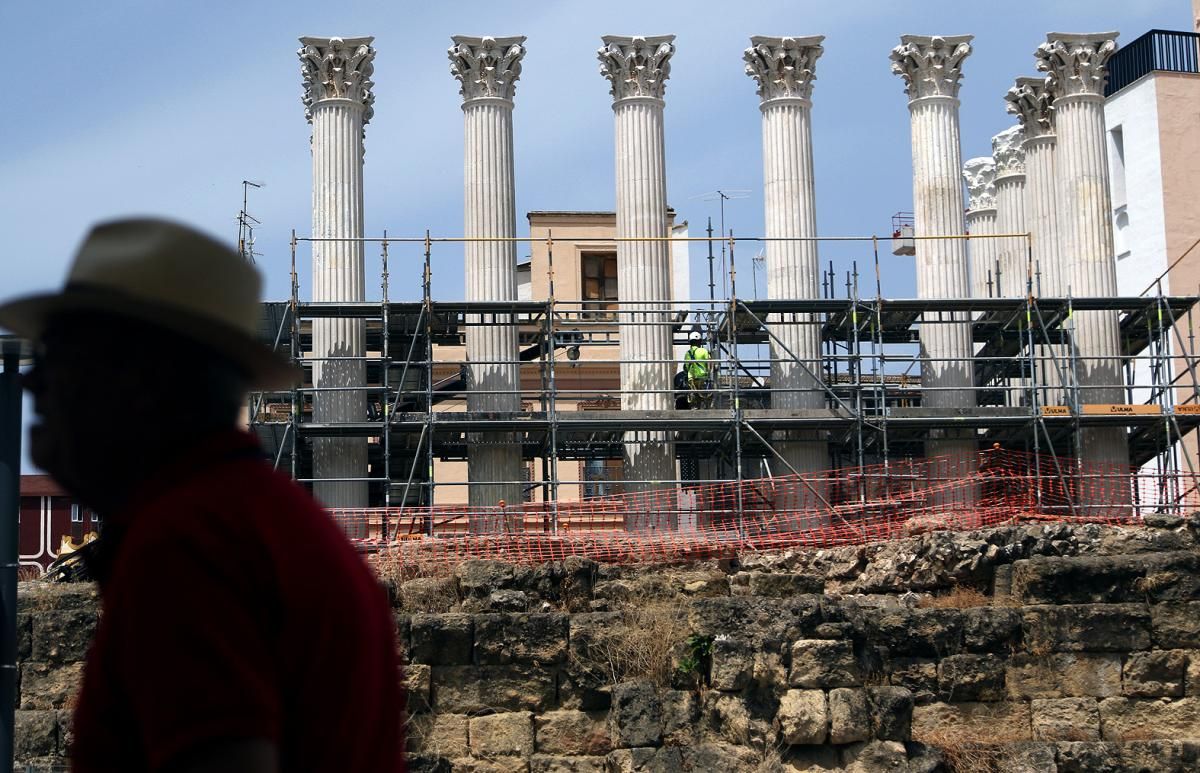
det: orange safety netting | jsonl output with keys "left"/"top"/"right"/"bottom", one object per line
{"left": 329, "top": 448, "right": 1198, "bottom": 570}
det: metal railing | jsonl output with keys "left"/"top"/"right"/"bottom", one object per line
{"left": 1107, "top": 29, "right": 1200, "bottom": 96}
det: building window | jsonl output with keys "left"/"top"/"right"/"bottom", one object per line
{"left": 1109, "top": 125, "right": 1127, "bottom": 211}
{"left": 70, "top": 504, "right": 82, "bottom": 524}
{"left": 582, "top": 458, "right": 623, "bottom": 498}
{"left": 581, "top": 252, "right": 618, "bottom": 319}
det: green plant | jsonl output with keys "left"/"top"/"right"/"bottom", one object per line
{"left": 676, "top": 633, "right": 714, "bottom": 678}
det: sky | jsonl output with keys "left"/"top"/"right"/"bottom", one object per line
{"left": 1, "top": 0, "right": 1192, "bottom": 471}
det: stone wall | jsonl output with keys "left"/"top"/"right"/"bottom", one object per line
{"left": 14, "top": 515, "right": 1200, "bottom": 771}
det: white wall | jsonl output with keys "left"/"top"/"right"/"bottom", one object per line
{"left": 1106, "top": 75, "right": 1169, "bottom": 406}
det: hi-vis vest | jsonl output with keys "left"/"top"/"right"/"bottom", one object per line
{"left": 685, "top": 345, "right": 710, "bottom": 380}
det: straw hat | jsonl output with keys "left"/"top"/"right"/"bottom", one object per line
{"left": 0, "top": 217, "right": 298, "bottom": 389}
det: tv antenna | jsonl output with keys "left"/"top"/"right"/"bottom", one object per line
{"left": 237, "top": 180, "right": 265, "bottom": 264}
{"left": 690, "top": 189, "right": 750, "bottom": 298}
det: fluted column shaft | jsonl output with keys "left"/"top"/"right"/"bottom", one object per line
{"left": 761, "top": 99, "right": 828, "bottom": 479}
{"left": 994, "top": 171, "right": 1028, "bottom": 296}
{"left": 966, "top": 208, "right": 999, "bottom": 298}
{"left": 1025, "top": 135, "right": 1064, "bottom": 295}
{"left": 908, "top": 96, "right": 974, "bottom": 407}
{"left": 613, "top": 96, "right": 676, "bottom": 490}
{"left": 310, "top": 100, "right": 368, "bottom": 509}
{"left": 462, "top": 98, "right": 523, "bottom": 510}
{"left": 1025, "top": 134, "right": 1066, "bottom": 401}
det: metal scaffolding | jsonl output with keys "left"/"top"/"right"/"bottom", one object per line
{"left": 247, "top": 230, "right": 1200, "bottom": 541}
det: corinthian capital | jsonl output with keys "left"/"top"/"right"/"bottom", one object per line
{"left": 1005, "top": 76, "right": 1056, "bottom": 139}
{"left": 743, "top": 35, "right": 824, "bottom": 103}
{"left": 299, "top": 36, "right": 376, "bottom": 124}
{"left": 963, "top": 157, "right": 997, "bottom": 211}
{"left": 449, "top": 35, "right": 527, "bottom": 103}
{"left": 1036, "top": 32, "right": 1118, "bottom": 101}
{"left": 991, "top": 125, "right": 1026, "bottom": 177}
{"left": 598, "top": 35, "right": 675, "bottom": 102}
{"left": 890, "top": 34, "right": 973, "bottom": 100}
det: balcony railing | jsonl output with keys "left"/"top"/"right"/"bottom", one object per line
{"left": 1106, "top": 29, "right": 1200, "bottom": 97}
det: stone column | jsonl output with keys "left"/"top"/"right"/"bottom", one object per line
{"left": 598, "top": 35, "right": 677, "bottom": 517}
{"left": 891, "top": 35, "right": 978, "bottom": 489}
{"left": 449, "top": 36, "right": 526, "bottom": 522}
{"left": 743, "top": 36, "right": 829, "bottom": 497}
{"left": 991, "top": 125, "right": 1028, "bottom": 297}
{"left": 1037, "top": 32, "right": 1130, "bottom": 507}
{"left": 962, "top": 157, "right": 998, "bottom": 299}
{"left": 299, "top": 36, "right": 375, "bottom": 510}
{"left": 1007, "top": 75, "right": 1064, "bottom": 404}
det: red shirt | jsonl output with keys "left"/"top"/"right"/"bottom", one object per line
{"left": 71, "top": 431, "right": 405, "bottom": 772}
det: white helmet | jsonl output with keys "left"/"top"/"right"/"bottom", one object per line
{"left": 689, "top": 330, "right": 702, "bottom": 342}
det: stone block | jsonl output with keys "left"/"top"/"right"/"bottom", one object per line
{"left": 1187, "top": 650, "right": 1200, "bottom": 696}
{"left": 603, "top": 746, "right": 682, "bottom": 772}
{"left": 470, "top": 712, "right": 535, "bottom": 758}
{"left": 432, "top": 666, "right": 555, "bottom": 713}
{"left": 529, "top": 755, "right": 606, "bottom": 773}
{"left": 16, "top": 612, "right": 31, "bottom": 661}
{"left": 1011, "top": 554, "right": 1147, "bottom": 604}
{"left": 1123, "top": 650, "right": 1186, "bottom": 698}
{"left": 780, "top": 744, "right": 840, "bottom": 770}
{"left": 937, "top": 653, "right": 1005, "bottom": 701}
{"left": 1021, "top": 604, "right": 1150, "bottom": 652}
{"left": 475, "top": 613, "right": 568, "bottom": 666}
{"left": 1152, "top": 601, "right": 1200, "bottom": 649}
{"left": 31, "top": 608, "right": 96, "bottom": 665}
{"left": 404, "top": 663, "right": 431, "bottom": 714}
{"left": 1055, "top": 740, "right": 1189, "bottom": 772}
{"left": 659, "top": 689, "right": 698, "bottom": 746}
{"left": 19, "top": 661, "right": 83, "bottom": 710}
{"left": 608, "top": 682, "right": 661, "bottom": 749}
{"left": 857, "top": 608, "right": 962, "bottom": 657}
{"left": 408, "top": 713, "right": 469, "bottom": 759}
{"left": 887, "top": 657, "right": 938, "bottom": 704}
{"left": 409, "top": 614, "right": 472, "bottom": 665}
{"left": 788, "top": 639, "right": 860, "bottom": 688}
{"left": 535, "top": 710, "right": 611, "bottom": 756}
{"left": 747, "top": 572, "right": 823, "bottom": 596}
{"left": 1098, "top": 696, "right": 1200, "bottom": 742}
{"left": 775, "top": 689, "right": 827, "bottom": 745}
{"left": 681, "top": 743, "right": 760, "bottom": 770}
{"left": 1006, "top": 652, "right": 1122, "bottom": 699}
{"left": 1030, "top": 698, "right": 1100, "bottom": 741}
{"left": 57, "top": 709, "right": 73, "bottom": 758}
{"left": 708, "top": 636, "right": 752, "bottom": 691}
{"left": 707, "top": 693, "right": 756, "bottom": 746}
{"left": 556, "top": 672, "right": 611, "bottom": 712}
{"left": 829, "top": 688, "right": 871, "bottom": 744}
{"left": 867, "top": 686, "right": 913, "bottom": 741}
{"left": 912, "top": 702, "right": 1032, "bottom": 743}
{"left": 839, "top": 740, "right": 908, "bottom": 772}
{"left": 961, "top": 606, "right": 1022, "bottom": 653}
{"left": 14, "top": 710, "right": 57, "bottom": 759}
{"left": 997, "top": 742, "right": 1059, "bottom": 773}
{"left": 449, "top": 757, "right": 529, "bottom": 773}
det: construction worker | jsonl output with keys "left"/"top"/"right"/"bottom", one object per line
{"left": 684, "top": 330, "right": 712, "bottom": 408}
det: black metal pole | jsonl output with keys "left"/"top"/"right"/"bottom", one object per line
{"left": 0, "top": 343, "right": 23, "bottom": 770}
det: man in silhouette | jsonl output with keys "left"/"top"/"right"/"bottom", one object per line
{"left": 0, "top": 219, "right": 405, "bottom": 772}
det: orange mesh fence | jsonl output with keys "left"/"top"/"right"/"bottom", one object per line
{"left": 329, "top": 448, "right": 1196, "bottom": 571}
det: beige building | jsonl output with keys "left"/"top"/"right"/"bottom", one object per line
{"left": 429, "top": 210, "right": 691, "bottom": 505}
{"left": 1105, "top": 24, "right": 1200, "bottom": 469}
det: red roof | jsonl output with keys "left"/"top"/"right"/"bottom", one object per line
{"left": 20, "top": 475, "right": 66, "bottom": 497}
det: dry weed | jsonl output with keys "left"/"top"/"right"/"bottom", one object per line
{"left": 915, "top": 716, "right": 1030, "bottom": 773}
{"left": 918, "top": 586, "right": 991, "bottom": 609}
{"left": 571, "top": 595, "right": 692, "bottom": 687}
{"left": 370, "top": 547, "right": 455, "bottom": 586}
